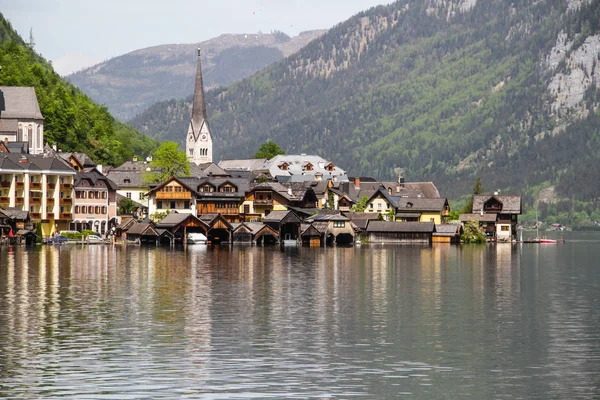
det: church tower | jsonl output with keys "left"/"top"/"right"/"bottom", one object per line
{"left": 186, "top": 47, "right": 213, "bottom": 164}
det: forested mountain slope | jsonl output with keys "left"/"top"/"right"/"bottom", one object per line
{"left": 132, "top": 0, "right": 600, "bottom": 203}
{"left": 67, "top": 30, "right": 325, "bottom": 121}
{"left": 0, "top": 14, "right": 157, "bottom": 165}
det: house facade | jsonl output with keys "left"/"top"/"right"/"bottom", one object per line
{"left": 72, "top": 168, "right": 118, "bottom": 234}
{"left": 0, "top": 153, "right": 75, "bottom": 236}
{"left": 470, "top": 194, "right": 522, "bottom": 241}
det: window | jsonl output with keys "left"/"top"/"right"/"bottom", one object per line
{"left": 157, "top": 201, "right": 163, "bottom": 209}
{"left": 184, "top": 201, "right": 190, "bottom": 209}
{"left": 333, "top": 221, "right": 345, "bottom": 228}
{"left": 126, "top": 192, "right": 131, "bottom": 199}
{"left": 369, "top": 203, "right": 373, "bottom": 209}
{"left": 28, "top": 125, "right": 33, "bottom": 147}
{"left": 102, "top": 206, "right": 106, "bottom": 214}
{"left": 170, "top": 200, "right": 176, "bottom": 209}
{"left": 377, "top": 203, "right": 382, "bottom": 209}
{"left": 102, "top": 192, "right": 107, "bottom": 199}
{"left": 81, "top": 206, "right": 86, "bottom": 213}
{"left": 74, "top": 206, "right": 80, "bottom": 213}
{"left": 501, "top": 225, "right": 510, "bottom": 231}
{"left": 95, "top": 206, "right": 100, "bottom": 214}
{"left": 124, "top": 178, "right": 131, "bottom": 184}
{"left": 138, "top": 192, "right": 144, "bottom": 200}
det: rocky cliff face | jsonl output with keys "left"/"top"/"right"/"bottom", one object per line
{"left": 67, "top": 30, "right": 325, "bottom": 121}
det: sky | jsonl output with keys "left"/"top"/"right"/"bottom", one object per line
{"left": 1, "top": 0, "right": 387, "bottom": 76}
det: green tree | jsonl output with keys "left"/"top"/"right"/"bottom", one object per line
{"left": 118, "top": 198, "right": 137, "bottom": 215}
{"left": 324, "top": 191, "right": 335, "bottom": 210}
{"left": 253, "top": 140, "right": 285, "bottom": 159}
{"left": 350, "top": 195, "right": 369, "bottom": 212}
{"left": 460, "top": 177, "right": 484, "bottom": 214}
{"left": 144, "top": 141, "right": 190, "bottom": 183}
{"left": 461, "top": 219, "right": 486, "bottom": 243}
{"left": 150, "top": 210, "right": 170, "bottom": 223}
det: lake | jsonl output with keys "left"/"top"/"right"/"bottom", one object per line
{"left": 1, "top": 234, "right": 599, "bottom": 399}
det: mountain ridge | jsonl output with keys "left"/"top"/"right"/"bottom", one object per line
{"left": 67, "top": 30, "right": 326, "bottom": 121}
{"left": 130, "top": 0, "right": 600, "bottom": 203}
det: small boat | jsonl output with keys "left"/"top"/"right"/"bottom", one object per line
{"left": 187, "top": 232, "right": 208, "bottom": 244}
{"left": 539, "top": 238, "right": 557, "bottom": 244}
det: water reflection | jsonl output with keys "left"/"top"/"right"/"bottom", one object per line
{"left": 0, "top": 242, "right": 599, "bottom": 398}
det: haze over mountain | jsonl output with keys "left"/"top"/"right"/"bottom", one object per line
{"left": 67, "top": 30, "right": 326, "bottom": 121}
{"left": 131, "top": 0, "right": 600, "bottom": 201}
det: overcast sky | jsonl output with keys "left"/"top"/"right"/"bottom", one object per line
{"left": 1, "top": 0, "right": 387, "bottom": 76}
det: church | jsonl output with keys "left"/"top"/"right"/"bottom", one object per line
{"left": 186, "top": 48, "right": 213, "bottom": 165}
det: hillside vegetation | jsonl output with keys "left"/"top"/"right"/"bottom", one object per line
{"left": 0, "top": 14, "right": 157, "bottom": 165}
{"left": 132, "top": 0, "right": 600, "bottom": 207}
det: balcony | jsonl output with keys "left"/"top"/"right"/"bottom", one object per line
{"left": 156, "top": 191, "right": 192, "bottom": 200}
{"left": 0, "top": 181, "right": 10, "bottom": 188}
{"left": 0, "top": 196, "right": 9, "bottom": 206}
{"left": 30, "top": 182, "right": 42, "bottom": 190}
{"left": 47, "top": 182, "right": 56, "bottom": 190}
{"left": 60, "top": 198, "right": 73, "bottom": 205}
{"left": 60, "top": 183, "right": 72, "bottom": 190}
{"left": 15, "top": 197, "right": 24, "bottom": 205}
{"left": 15, "top": 182, "right": 24, "bottom": 189}
{"left": 47, "top": 198, "right": 55, "bottom": 205}
{"left": 59, "top": 212, "right": 72, "bottom": 220}
{"left": 254, "top": 199, "right": 273, "bottom": 205}
{"left": 30, "top": 212, "right": 42, "bottom": 220}
{"left": 30, "top": 197, "right": 42, "bottom": 205}
{"left": 46, "top": 213, "right": 55, "bottom": 220}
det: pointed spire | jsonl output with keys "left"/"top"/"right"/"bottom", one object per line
{"left": 191, "top": 46, "right": 208, "bottom": 125}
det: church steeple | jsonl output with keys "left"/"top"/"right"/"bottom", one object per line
{"left": 186, "top": 47, "right": 213, "bottom": 165}
{"left": 191, "top": 47, "right": 208, "bottom": 128}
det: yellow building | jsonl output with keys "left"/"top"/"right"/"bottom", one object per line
{"left": 0, "top": 153, "right": 76, "bottom": 237}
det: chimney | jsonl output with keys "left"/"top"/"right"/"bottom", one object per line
{"left": 133, "top": 156, "right": 138, "bottom": 162}
{"left": 400, "top": 176, "right": 405, "bottom": 188}
{"left": 354, "top": 177, "right": 360, "bottom": 190}
{"left": 288, "top": 187, "right": 293, "bottom": 196}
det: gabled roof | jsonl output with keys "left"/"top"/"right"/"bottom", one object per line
{"left": 366, "top": 221, "right": 436, "bottom": 233}
{"left": 147, "top": 175, "right": 199, "bottom": 196}
{"left": 218, "top": 158, "right": 269, "bottom": 171}
{"left": 75, "top": 169, "right": 118, "bottom": 191}
{"left": 1, "top": 207, "right": 29, "bottom": 220}
{"left": 433, "top": 223, "right": 463, "bottom": 236}
{"left": 0, "top": 119, "right": 18, "bottom": 134}
{"left": 306, "top": 210, "right": 350, "bottom": 222}
{"left": 396, "top": 197, "right": 448, "bottom": 212}
{"left": 473, "top": 194, "right": 522, "bottom": 214}
{"left": 459, "top": 213, "right": 498, "bottom": 223}
{"left": 127, "top": 222, "right": 158, "bottom": 236}
{"left": 263, "top": 210, "right": 302, "bottom": 224}
{"left": 117, "top": 217, "right": 137, "bottom": 230}
{"left": 156, "top": 213, "right": 207, "bottom": 229}
{"left": 0, "top": 153, "right": 75, "bottom": 173}
{"left": 0, "top": 87, "right": 44, "bottom": 120}
{"left": 197, "top": 213, "right": 232, "bottom": 230}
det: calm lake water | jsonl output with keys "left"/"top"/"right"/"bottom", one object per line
{"left": 1, "top": 233, "right": 599, "bottom": 399}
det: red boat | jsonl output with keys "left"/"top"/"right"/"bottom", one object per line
{"left": 539, "top": 238, "right": 557, "bottom": 244}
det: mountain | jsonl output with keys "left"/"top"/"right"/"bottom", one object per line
{"left": 0, "top": 14, "right": 158, "bottom": 166}
{"left": 67, "top": 30, "right": 326, "bottom": 121}
{"left": 131, "top": 0, "right": 600, "bottom": 204}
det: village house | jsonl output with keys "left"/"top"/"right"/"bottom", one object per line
{"left": 460, "top": 194, "right": 522, "bottom": 241}
{"left": 242, "top": 181, "right": 319, "bottom": 220}
{"left": 71, "top": 168, "right": 118, "bottom": 234}
{"left": 0, "top": 153, "right": 76, "bottom": 237}
{"left": 105, "top": 157, "right": 152, "bottom": 210}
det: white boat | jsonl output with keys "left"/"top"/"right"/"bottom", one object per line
{"left": 187, "top": 232, "right": 208, "bottom": 244}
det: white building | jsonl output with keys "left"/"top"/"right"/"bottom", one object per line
{"left": 0, "top": 86, "right": 45, "bottom": 154}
